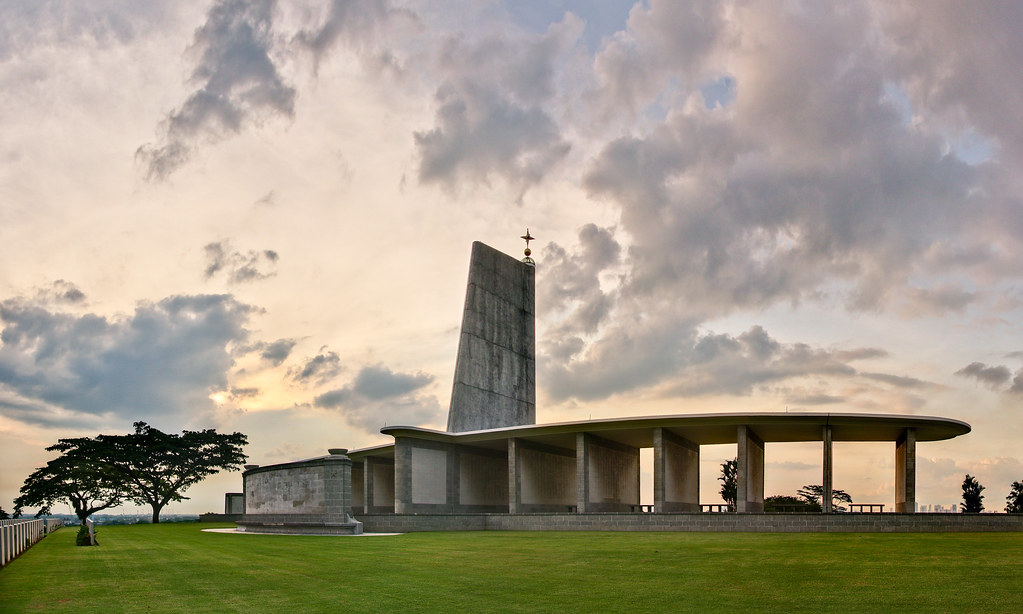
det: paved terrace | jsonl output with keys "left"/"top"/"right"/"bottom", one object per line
{"left": 346, "top": 412, "right": 970, "bottom": 515}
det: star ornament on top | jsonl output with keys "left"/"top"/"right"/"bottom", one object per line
{"left": 521, "top": 229, "right": 535, "bottom": 266}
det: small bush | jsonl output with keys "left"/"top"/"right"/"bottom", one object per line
{"left": 76, "top": 525, "right": 97, "bottom": 546}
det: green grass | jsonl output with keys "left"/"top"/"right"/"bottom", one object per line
{"left": 2, "top": 524, "right": 1021, "bottom": 613}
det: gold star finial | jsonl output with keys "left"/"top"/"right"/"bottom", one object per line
{"left": 521, "top": 228, "right": 535, "bottom": 266}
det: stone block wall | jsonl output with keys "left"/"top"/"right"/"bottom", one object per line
{"left": 359, "top": 512, "right": 1023, "bottom": 533}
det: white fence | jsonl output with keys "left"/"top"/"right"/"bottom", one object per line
{"left": 0, "top": 517, "right": 65, "bottom": 568}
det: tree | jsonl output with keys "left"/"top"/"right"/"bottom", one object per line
{"left": 49, "top": 422, "right": 248, "bottom": 523}
{"left": 0, "top": 506, "right": 9, "bottom": 520}
{"left": 14, "top": 447, "right": 125, "bottom": 524}
{"left": 718, "top": 458, "right": 737, "bottom": 510}
{"left": 764, "top": 495, "right": 809, "bottom": 513}
{"left": 1006, "top": 481, "right": 1023, "bottom": 513}
{"left": 797, "top": 485, "right": 852, "bottom": 512}
{"left": 961, "top": 474, "right": 985, "bottom": 513}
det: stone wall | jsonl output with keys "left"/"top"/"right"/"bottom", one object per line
{"left": 359, "top": 512, "right": 1023, "bottom": 533}
{"left": 239, "top": 450, "right": 362, "bottom": 534}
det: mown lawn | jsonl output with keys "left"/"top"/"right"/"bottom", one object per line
{"left": 1, "top": 523, "right": 1021, "bottom": 613}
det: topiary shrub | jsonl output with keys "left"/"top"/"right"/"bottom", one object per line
{"left": 76, "top": 525, "right": 97, "bottom": 546}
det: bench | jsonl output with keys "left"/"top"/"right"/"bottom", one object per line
{"left": 700, "top": 504, "right": 733, "bottom": 513}
{"left": 848, "top": 503, "right": 885, "bottom": 513}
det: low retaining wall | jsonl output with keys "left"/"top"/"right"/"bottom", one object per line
{"left": 357, "top": 512, "right": 1023, "bottom": 533}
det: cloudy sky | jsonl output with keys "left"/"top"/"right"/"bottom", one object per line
{"left": 3, "top": 0, "right": 1023, "bottom": 515}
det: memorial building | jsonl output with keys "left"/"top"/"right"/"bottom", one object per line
{"left": 234, "top": 237, "right": 981, "bottom": 534}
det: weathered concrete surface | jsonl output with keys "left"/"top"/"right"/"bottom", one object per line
{"left": 358, "top": 512, "right": 1023, "bottom": 533}
{"left": 823, "top": 425, "right": 833, "bottom": 514}
{"left": 509, "top": 438, "right": 576, "bottom": 513}
{"left": 239, "top": 450, "right": 362, "bottom": 535}
{"left": 896, "top": 427, "right": 917, "bottom": 513}
{"left": 654, "top": 428, "right": 700, "bottom": 512}
{"left": 577, "top": 433, "right": 640, "bottom": 512}
{"left": 737, "top": 426, "right": 765, "bottom": 513}
{"left": 447, "top": 242, "right": 535, "bottom": 432}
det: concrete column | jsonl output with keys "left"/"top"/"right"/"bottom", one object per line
{"left": 736, "top": 426, "right": 765, "bottom": 513}
{"left": 822, "top": 425, "right": 833, "bottom": 513}
{"left": 653, "top": 428, "right": 701, "bottom": 512}
{"left": 509, "top": 438, "right": 522, "bottom": 513}
{"left": 362, "top": 460, "right": 373, "bottom": 514}
{"left": 394, "top": 437, "right": 413, "bottom": 514}
{"left": 576, "top": 433, "right": 590, "bottom": 513}
{"left": 576, "top": 432, "right": 640, "bottom": 512}
{"left": 896, "top": 427, "right": 917, "bottom": 513}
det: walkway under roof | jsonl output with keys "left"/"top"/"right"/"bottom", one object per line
{"left": 347, "top": 412, "right": 970, "bottom": 459}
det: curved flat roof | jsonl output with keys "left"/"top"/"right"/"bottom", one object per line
{"left": 355, "top": 412, "right": 969, "bottom": 457}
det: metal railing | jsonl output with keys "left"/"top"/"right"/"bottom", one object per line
{"left": 0, "top": 518, "right": 64, "bottom": 568}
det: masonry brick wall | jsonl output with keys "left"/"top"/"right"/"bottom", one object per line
{"left": 358, "top": 512, "right": 1023, "bottom": 533}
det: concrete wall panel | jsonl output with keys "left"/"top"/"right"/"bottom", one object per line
{"left": 459, "top": 451, "right": 509, "bottom": 506}
{"left": 412, "top": 447, "right": 448, "bottom": 504}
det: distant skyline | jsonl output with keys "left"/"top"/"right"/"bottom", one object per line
{"left": 3, "top": 0, "right": 1023, "bottom": 515}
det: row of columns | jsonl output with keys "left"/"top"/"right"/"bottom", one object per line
{"left": 357, "top": 426, "right": 918, "bottom": 514}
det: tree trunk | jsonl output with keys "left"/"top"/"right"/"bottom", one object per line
{"left": 151, "top": 503, "right": 163, "bottom": 524}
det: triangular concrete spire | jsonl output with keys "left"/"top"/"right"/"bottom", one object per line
{"left": 446, "top": 241, "right": 535, "bottom": 432}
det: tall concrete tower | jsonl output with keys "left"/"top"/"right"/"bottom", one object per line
{"left": 446, "top": 241, "right": 535, "bottom": 432}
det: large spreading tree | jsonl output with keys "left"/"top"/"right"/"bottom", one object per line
{"left": 47, "top": 422, "right": 248, "bottom": 523}
{"left": 14, "top": 445, "right": 126, "bottom": 524}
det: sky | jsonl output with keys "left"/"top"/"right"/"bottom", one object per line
{"left": 3, "top": 0, "right": 1023, "bottom": 516}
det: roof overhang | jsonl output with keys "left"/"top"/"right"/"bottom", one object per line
{"left": 345, "top": 412, "right": 970, "bottom": 458}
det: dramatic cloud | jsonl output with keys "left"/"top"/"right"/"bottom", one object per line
{"left": 414, "top": 16, "right": 580, "bottom": 197}
{"left": 0, "top": 294, "right": 254, "bottom": 425}
{"left": 203, "top": 241, "right": 279, "bottom": 284}
{"left": 293, "top": 0, "right": 412, "bottom": 71}
{"left": 259, "top": 338, "right": 297, "bottom": 366}
{"left": 289, "top": 347, "right": 342, "bottom": 384}
{"left": 137, "top": 0, "right": 295, "bottom": 181}
{"left": 954, "top": 362, "right": 1012, "bottom": 388}
{"left": 314, "top": 364, "right": 439, "bottom": 433}
{"left": 35, "top": 280, "right": 86, "bottom": 305}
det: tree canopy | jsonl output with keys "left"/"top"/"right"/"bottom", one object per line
{"left": 961, "top": 474, "right": 985, "bottom": 513}
{"left": 796, "top": 485, "right": 852, "bottom": 512}
{"left": 1006, "top": 481, "right": 1023, "bottom": 514}
{"left": 35, "top": 422, "right": 247, "bottom": 523}
{"left": 14, "top": 446, "right": 125, "bottom": 523}
{"left": 718, "top": 458, "right": 737, "bottom": 510}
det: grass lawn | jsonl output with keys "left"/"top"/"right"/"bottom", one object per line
{"left": 1, "top": 523, "right": 1021, "bottom": 613}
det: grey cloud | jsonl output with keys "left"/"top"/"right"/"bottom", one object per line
{"left": 882, "top": 2, "right": 1023, "bottom": 165}
{"left": 1009, "top": 370, "right": 1023, "bottom": 395}
{"left": 0, "top": 294, "right": 254, "bottom": 424}
{"left": 203, "top": 241, "right": 279, "bottom": 284}
{"left": 293, "top": 0, "right": 412, "bottom": 71}
{"left": 229, "top": 386, "right": 259, "bottom": 399}
{"left": 861, "top": 373, "right": 932, "bottom": 389}
{"left": 314, "top": 364, "right": 439, "bottom": 433}
{"left": 137, "top": 0, "right": 295, "bottom": 181}
{"left": 260, "top": 338, "right": 296, "bottom": 366}
{"left": 0, "top": 1, "right": 177, "bottom": 61}
{"left": 542, "top": 313, "right": 904, "bottom": 403}
{"left": 414, "top": 18, "right": 580, "bottom": 197}
{"left": 591, "top": 0, "right": 725, "bottom": 117}
{"left": 955, "top": 362, "right": 1012, "bottom": 388}
{"left": 290, "top": 348, "right": 342, "bottom": 384}
{"left": 538, "top": 224, "right": 620, "bottom": 340}
{"left": 35, "top": 280, "right": 86, "bottom": 305}
{"left": 783, "top": 394, "right": 845, "bottom": 406}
